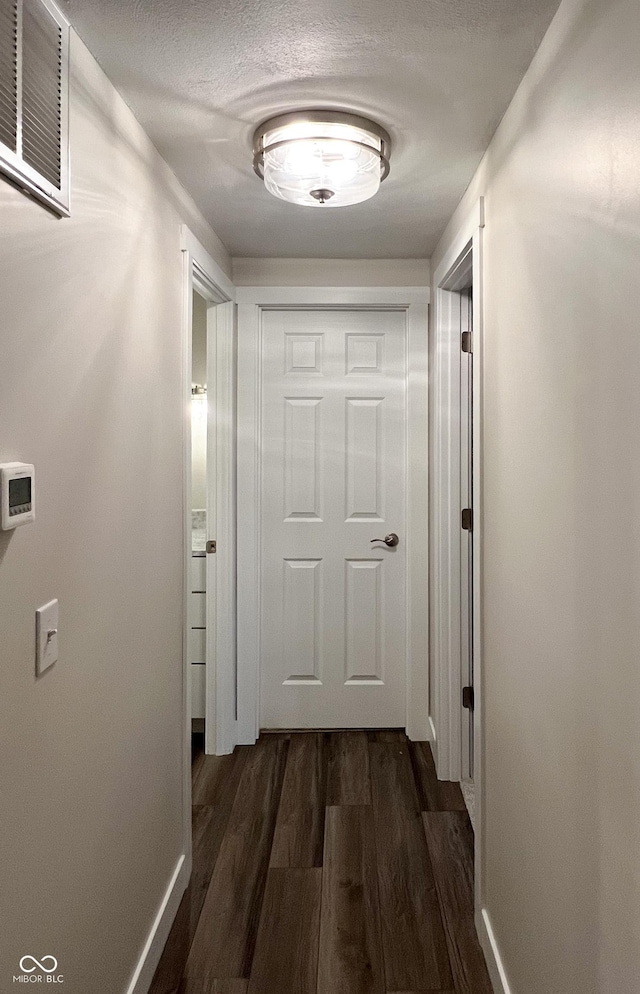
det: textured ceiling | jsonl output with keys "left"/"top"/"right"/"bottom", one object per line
{"left": 63, "top": 0, "right": 561, "bottom": 258}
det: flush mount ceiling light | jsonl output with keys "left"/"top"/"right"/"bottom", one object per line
{"left": 252, "top": 110, "right": 391, "bottom": 208}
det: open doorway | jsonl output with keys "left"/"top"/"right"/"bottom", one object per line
{"left": 181, "top": 227, "right": 237, "bottom": 845}
{"left": 430, "top": 244, "right": 476, "bottom": 782}
{"left": 430, "top": 199, "right": 485, "bottom": 918}
{"left": 189, "top": 289, "right": 207, "bottom": 742}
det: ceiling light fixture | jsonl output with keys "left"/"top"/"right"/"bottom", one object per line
{"left": 253, "top": 111, "right": 391, "bottom": 208}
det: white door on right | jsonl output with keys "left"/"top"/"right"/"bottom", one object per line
{"left": 260, "top": 307, "right": 408, "bottom": 729}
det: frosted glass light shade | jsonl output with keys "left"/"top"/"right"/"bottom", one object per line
{"left": 253, "top": 112, "right": 391, "bottom": 208}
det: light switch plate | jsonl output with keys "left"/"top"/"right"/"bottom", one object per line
{"left": 36, "top": 599, "right": 58, "bottom": 676}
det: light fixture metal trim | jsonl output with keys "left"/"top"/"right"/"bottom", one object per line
{"left": 252, "top": 110, "right": 392, "bottom": 207}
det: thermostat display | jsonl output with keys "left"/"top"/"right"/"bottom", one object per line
{"left": 1, "top": 463, "right": 35, "bottom": 530}
{"left": 9, "top": 476, "right": 31, "bottom": 508}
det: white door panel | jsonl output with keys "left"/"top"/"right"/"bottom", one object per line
{"left": 260, "top": 308, "right": 407, "bottom": 729}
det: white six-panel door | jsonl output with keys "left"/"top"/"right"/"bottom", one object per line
{"left": 260, "top": 308, "right": 408, "bottom": 729}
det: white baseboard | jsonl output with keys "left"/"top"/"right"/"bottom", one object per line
{"left": 125, "top": 853, "right": 189, "bottom": 994}
{"left": 476, "top": 907, "right": 512, "bottom": 994}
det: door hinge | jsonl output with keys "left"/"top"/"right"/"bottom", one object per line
{"left": 461, "top": 331, "right": 473, "bottom": 354}
{"left": 461, "top": 507, "right": 473, "bottom": 532}
{"left": 462, "top": 685, "right": 475, "bottom": 710}
{"left": 206, "top": 540, "right": 217, "bottom": 554}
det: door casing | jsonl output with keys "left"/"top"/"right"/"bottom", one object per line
{"left": 236, "top": 286, "right": 430, "bottom": 744}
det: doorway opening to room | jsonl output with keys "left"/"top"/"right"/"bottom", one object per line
{"left": 189, "top": 288, "right": 207, "bottom": 748}
{"left": 430, "top": 199, "right": 485, "bottom": 915}
{"left": 181, "top": 230, "right": 237, "bottom": 808}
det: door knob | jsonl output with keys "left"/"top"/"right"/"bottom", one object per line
{"left": 370, "top": 533, "right": 399, "bottom": 548}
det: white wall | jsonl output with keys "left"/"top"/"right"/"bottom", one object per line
{"left": 431, "top": 0, "right": 640, "bottom": 991}
{"left": 232, "top": 256, "right": 429, "bottom": 286}
{"left": 191, "top": 291, "right": 207, "bottom": 509}
{"left": 0, "top": 31, "right": 230, "bottom": 994}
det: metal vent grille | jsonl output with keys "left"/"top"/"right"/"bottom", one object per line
{"left": 0, "top": 0, "right": 68, "bottom": 213}
{"left": 0, "top": 0, "right": 18, "bottom": 152}
{"left": 22, "top": 0, "right": 62, "bottom": 187}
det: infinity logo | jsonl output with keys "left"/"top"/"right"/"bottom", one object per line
{"left": 19, "top": 957, "right": 58, "bottom": 974}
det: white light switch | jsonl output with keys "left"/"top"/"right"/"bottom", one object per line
{"left": 36, "top": 599, "right": 58, "bottom": 676}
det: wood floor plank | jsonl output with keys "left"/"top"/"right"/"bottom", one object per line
{"left": 422, "top": 812, "right": 474, "bottom": 918}
{"left": 185, "top": 736, "right": 289, "bottom": 984}
{"left": 247, "top": 867, "right": 322, "bottom": 994}
{"left": 326, "top": 731, "right": 371, "bottom": 805}
{"left": 150, "top": 792, "right": 248, "bottom": 994}
{"left": 149, "top": 887, "right": 192, "bottom": 994}
{"left": 270, "top": 733, "right": 326, "bottom": 868}
{"left": 193, "top": 747, "right": 250, "bottom": 807}
{"left": 209, "top": 984, "right": 249, "bottom": 994}
{"left": 369, "top": 740, "right": 453, "bottom": 992}
{"left": 179, "top": 979, "right": 249, "bottom": 993}
{"left": 440, "top": 917, "right": 493, "bottom": 994}
{"left": 367, "top": 730, "right": 405, "bottom": 743}
{"left": 317, "top": 805, "right": 384, "bottom": 994}
{"left": 422, "top": 813, "right": 492, "bottom": 994}
{"left": 408, "top": 741, "right": 467, "bottom": 812}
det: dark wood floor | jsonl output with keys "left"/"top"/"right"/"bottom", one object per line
{"left": 150, "top": 730, "right": 492, "bottom": 994}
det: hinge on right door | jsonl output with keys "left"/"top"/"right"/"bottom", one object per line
{"left": 462, "top": 686, "right": 475, "bottom": 710}
{"left": 461, "top": 331, "right": 473, "bottom": 354}
{"left": 461, "top": 507, "right": 473, "bottom": 531}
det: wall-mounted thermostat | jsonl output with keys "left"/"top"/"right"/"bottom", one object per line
{"left": 1, "top": 463, "right": 35, "bottom": 530}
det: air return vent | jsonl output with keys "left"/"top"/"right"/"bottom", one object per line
{"left": 0, "top": 0, "right": 69, "bottom": 214}
{"left": 0, "top": 1, "right": 19, "bottom": 153}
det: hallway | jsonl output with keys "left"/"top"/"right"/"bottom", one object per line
{"left": 150, "top": 731, "right": 492, "bottom": 994}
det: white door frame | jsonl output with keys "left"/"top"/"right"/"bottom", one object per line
{"left": 180, "top": 228, "right": 236, "bottom": 839}
{"left": 430, "top": 200, "right": 485, "bottom": 913}
{"left": 236, "top": 286, "right": 430, "bottom": 744}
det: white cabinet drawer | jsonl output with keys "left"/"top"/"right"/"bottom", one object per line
{"left": 190, "top": 591, "right": 206, "bottom": 628}
{"left": 191, "top": 664, "right": 205, "bottom": 720}
{"left": 190, "top": 556, "right": 206, "bottom": 592}
{"left": 188, "top": 627, "right": 206, "bottom": 665}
